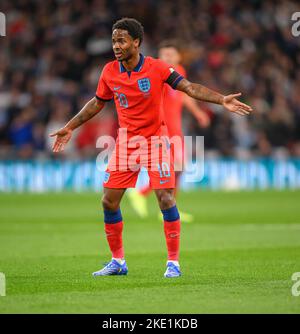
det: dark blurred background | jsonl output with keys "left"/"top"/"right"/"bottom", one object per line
{"left": 1, "top": 0, "right": 300, "bottom": 161}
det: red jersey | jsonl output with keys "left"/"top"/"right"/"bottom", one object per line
{"left": 162, "top": 64, "right": 187, "bottom": 138}
{"left": 96, "top": 54, "right": 183, "bottom": 140}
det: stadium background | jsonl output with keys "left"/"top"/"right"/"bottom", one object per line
{"left": 0, "top": 0, "right": 300, "bottom": 190}
{"left": 1, "top": 0, "right": 300, "bottom": 314}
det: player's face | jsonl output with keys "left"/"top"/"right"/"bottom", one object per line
{"left": 158, "top": 47, "right": 181, "bottom": 66}
{"left": 112, "top": 29, "right": 139, "bottom": 61}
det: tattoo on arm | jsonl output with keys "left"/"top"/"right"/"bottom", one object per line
{"left": 176, "top": 78, "right": 224, "bottom": 105}
{"left": 65, "top": 97, "right": 105, "bottom": 130}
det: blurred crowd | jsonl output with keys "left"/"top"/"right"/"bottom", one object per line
{"left": 0, "top": 0, "right": 300, "bottom": 160}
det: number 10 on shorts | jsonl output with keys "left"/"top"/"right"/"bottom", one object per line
{"left": 157, "top": 162, "right": 170, "bottom": 178}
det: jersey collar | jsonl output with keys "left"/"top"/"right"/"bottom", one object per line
{"left": 119, "top": 54, "right": 145, "bottom": 73}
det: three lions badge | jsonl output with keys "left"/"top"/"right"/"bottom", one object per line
{"left": 137, "top": 78, "right": 151, "bottom": 93}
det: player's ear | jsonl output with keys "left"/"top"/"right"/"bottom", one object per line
{"left": 133, "top": 38, "right": 140, "bottom": 48}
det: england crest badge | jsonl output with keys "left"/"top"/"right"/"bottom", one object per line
{"left": 137, "top": 78, "right": 151, "bottom": 93}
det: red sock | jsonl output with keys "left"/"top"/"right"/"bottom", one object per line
{"left": 105, "top": 222, "right": 124, "bottom": 259}
{"left": 140, "top": 184, "right": 152, "bottom": 196}
{"left": 164, "top": 219, "right": 181, "bottom": 261}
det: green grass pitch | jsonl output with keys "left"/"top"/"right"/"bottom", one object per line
{"left": 0, "top": 190, "right": 300, "bottom": 314}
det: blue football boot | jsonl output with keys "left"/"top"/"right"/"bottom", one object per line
{"left": 164, "top": 261, "right": 182, "bottom": 278}
{"left": 92, "top": 259, "right": 128, "bottom": 277}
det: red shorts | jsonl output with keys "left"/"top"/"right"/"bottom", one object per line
{"left": 103, "top": 135, "right": 175, "bottom": 189}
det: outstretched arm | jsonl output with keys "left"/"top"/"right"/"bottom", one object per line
{"left": 50, "top": 97, "right": 105, "bottom": 153}
{"left": 176, "top": 78, "right": 252, "bottom": 116}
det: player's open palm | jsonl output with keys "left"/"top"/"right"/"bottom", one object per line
{"left": 222, "top": 93, "right": 252, "bottom": 116}
{"left": 50, "top": 127, "right": 72, "bottom": 153}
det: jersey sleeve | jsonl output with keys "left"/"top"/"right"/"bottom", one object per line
{"left": 95, "top": 64, "right": 114, "bottom": 101}
{"left": 156, "top": 59, "right": 184, "bottom": 89}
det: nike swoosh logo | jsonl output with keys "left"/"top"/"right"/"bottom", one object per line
{"left": 160, "top": 180, "right": 169, "bottom": 184}
{"left": 114, "top": 86, "right": 121, "bottom": 90}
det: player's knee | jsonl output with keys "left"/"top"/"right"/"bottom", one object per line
{"left": 158, "top": 191, "right": 176, "bottom": 210}
{"left": 102, "top": 194, "right": 119, "bottom": 211}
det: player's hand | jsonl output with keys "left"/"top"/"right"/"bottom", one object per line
{"left": 195, "top": 111, "right": 210, "bottom": 128}
{"left": 222, "top": 93, "right": 252, "bottom": 116}
{"left": 50, "top": 127, "right": 72, "bottom": 153}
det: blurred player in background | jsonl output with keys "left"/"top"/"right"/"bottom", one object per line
{"left": 50, "top": 18, "right": 252, "bottom": 278}
{"left": 128, "top": 40, "right": 210, "bottom": 222}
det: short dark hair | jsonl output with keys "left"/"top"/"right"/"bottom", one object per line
{"left": 112, "top": 18, "right": 144, "bottom": 46}
{"left": 158, "top": 39, "right": 181, "bottom": 52}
